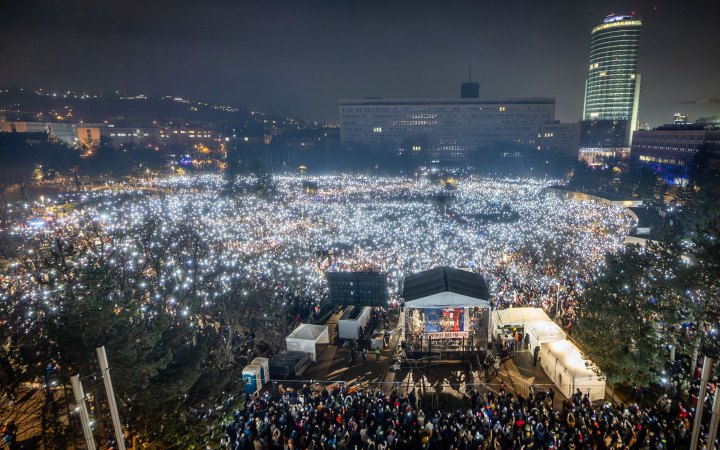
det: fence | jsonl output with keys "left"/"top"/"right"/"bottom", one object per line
{"left": 264, "top": 378, "right": 609, "bottom": 410}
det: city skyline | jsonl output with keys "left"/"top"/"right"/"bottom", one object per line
{"left": 1, "top": 0, "right": 718, "bottom": 126}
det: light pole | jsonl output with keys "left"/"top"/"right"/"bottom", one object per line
{"left": 70, "top": 375, "right": 96, "bottom": 450}
{"left": 96, "top": 346, "right": 126, "bottom": 450}
{"left": 691, "top": 356, "right": 714, "bottom": 450}
{"left": 707, "top": 385, "right": 720, "bottom": 450}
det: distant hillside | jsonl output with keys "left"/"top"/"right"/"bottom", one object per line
{"left": 0, "top": 88, "right": 251, "bottom": 126}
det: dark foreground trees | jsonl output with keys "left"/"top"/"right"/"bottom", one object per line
{"left": 576, "top": 158, "right": 720, "bottom": 386}
{"left": 0, "top": 201, "right": 288, "bottom": 448}
{"left": 575, "top": 235, "right": 686, "bottom": 386}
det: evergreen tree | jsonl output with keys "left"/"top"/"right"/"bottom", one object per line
{"left": 576, "top": 246, "right": 669, "bottom": 385}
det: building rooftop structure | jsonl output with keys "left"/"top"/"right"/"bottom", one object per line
{"left": 403, "top": 266, "right": 490, "bottom": 302}
{"left": 339, "top": 97, "right": 555, "bottom": 106}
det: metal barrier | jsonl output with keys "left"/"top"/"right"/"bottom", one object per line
{"left": 265, "top": 378, "right": 608, "bottom": 404}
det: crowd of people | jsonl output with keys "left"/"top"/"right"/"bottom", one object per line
{"left": 0, "top": 176, "right": 674, "bottom": 449}
{"left": 2, "top": 175, "right": 631, "bottom": 335}
{"left": 217, "top": 380, "right": 709, "bottom": 450}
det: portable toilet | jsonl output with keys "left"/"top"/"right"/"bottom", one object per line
{"left": 242, "top": 365, "right": 261, "bottom": 395}
{"left": 251, "top": 357, "right": 270, "bottom": 386}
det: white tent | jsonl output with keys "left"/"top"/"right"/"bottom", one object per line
{"left": 539, "top": 340, "right": 605, "bottom": 401}
{"left": 491, "top": 307, "right": 551, "bottom": 338}
{"left": 286, "top": 324, "right": 329, "bottom": 362}
{"left": 524, "top": 320, "right": 566, "bottom": 351}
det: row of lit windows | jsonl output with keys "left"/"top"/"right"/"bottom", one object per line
{"left": 588, "top": 79, "right": 639, "bottom": 86}
{"left": 109, "top": 133, "right": 150, "bottom": 138}
{"left": 638, "top": 155, "right": 683, "bottom": 165}
{"left": 343, "top": 111, "right": 551, "bottom": 118}
{"left": 591, "top": 20, "right": 642, "bottom": 34}
{"left": 586, "top": 82, "right": 637, "bottom": 89}
{"left": 340, "top": 106, "right": 551, "bottom": 113}
{"left": 634, "top": 140, "right": 703, "bottom": 145}
{"left": 588, "top": 73, "right": 637, "bottom": 79}
{"left": 634, "top": 146, "right": 699, "bottom": 152}
{"left": 347, "top": 118, "right": 552, "bottom": 124}
{"left": 590, "top": 49, "right": 640, "bottom": 58}
{"left": 346, "top": 134, "right": 538, "bottom": 142}
{"left": 589, "top": 42, "right": 640, "bottom": 52}
{"left": 590, "top": 38, "right": 641, "bottom": 49}
{"left": 634, "top": 135, "right": 705, "bottom": 140}
{"left": 345, "top": 123, "right": 544, "bottom": 131}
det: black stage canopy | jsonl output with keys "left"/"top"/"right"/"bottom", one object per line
{"left": 403, "top": 266, "right": 490, "bottom": 301}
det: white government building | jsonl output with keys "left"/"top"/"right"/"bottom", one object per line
{"left": 338, "top": 97, "right": 555, "bottom": 162}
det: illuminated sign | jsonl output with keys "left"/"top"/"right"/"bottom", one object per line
{"left": 604, "top": 15, "right": 632, "bottom": 23}
{"left": 427, "top": 332, "right": 469, "bottom": 340}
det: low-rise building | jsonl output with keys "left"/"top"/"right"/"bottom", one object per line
{"left": 631, "top": 124, "right": 720, "bottom": 183}
{"left": 0, "top": 121, "right": 104, "bottom": 146}
{"left": 578, "top": 119, "right": 631, "bottom": 165}
{"left": 537, "top": 122, "right": 580, "bottom": 158}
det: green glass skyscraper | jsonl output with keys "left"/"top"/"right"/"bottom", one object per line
{"left": 582, "top": 14, "right": 642, "bottom": 138}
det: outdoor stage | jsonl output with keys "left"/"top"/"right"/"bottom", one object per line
{"left": 402, "top": 267, "right": 491, "bottom": 360}
{"left": 404, "top": 306, "right": 490, "bottom": 360}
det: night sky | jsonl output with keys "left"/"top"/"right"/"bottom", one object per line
{"left": 1, "top": 0, "right": 718, "bottom": 126}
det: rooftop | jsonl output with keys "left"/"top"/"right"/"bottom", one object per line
{"left": 338, "top": 98, "right": 555, "bottom": 106}
{"left": 403, "top": 266, "right": 490, "bottom": 301}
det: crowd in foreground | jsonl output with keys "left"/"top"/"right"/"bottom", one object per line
{"left": 217, "top": 379, "right": 711, "bottom": 450}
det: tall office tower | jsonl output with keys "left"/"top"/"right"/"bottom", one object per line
{"left": 583, "top": 14, "right": 642, "bottom": 127}
{"left": 579, "top": 14, "right": 642, "bottom": 163}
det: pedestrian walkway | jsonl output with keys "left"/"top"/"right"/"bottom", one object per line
{"left": 303, "top": 323, "right": 401, "bottom": 390}
{"left": 494, "top": 350, "right": 564, "bottom": 409}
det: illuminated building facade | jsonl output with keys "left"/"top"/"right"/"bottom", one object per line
{"left": 583, "top": 14, "right": 642, "bottom": 127}
{"left": 631, "top": 125, "right": 720, "bottom": 183}
{"left": 0, "top": 121, "right": 103, "bottom": 146}
{"left": 338, "top": 98, "right": 555, "bottom": 162}
{"left": 579, "top": 14, "right": 641, "bottom": 161}
{"left": 77, "top": 127, "right": 102, "bottom": 147}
